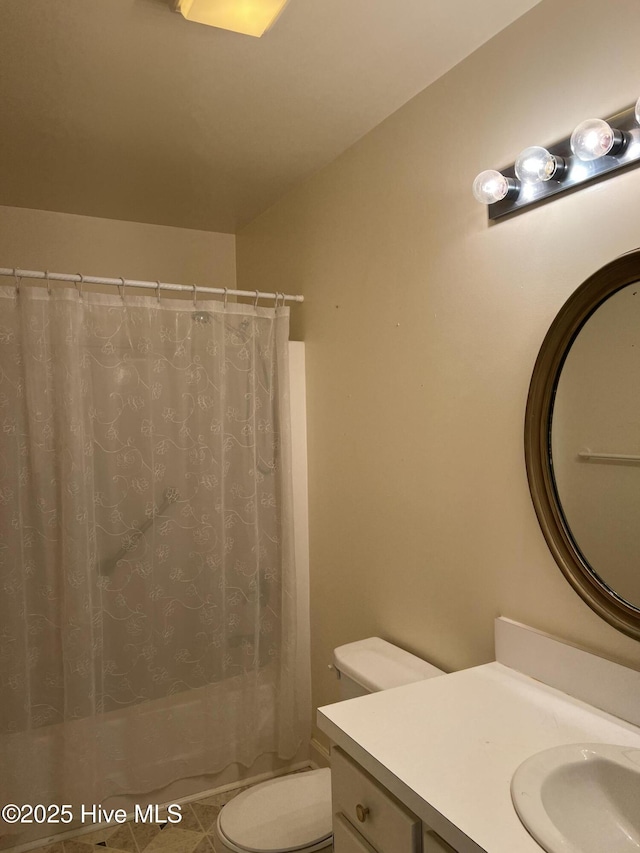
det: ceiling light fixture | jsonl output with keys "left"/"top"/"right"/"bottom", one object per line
{"left": 472, "top": 99, "right": 640, "bottom": 220}
{"left": 174, "top": 0, "right": 290, "bottom": 37}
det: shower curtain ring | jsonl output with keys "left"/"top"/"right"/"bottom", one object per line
{"left": 192, "top": 284, "right": 197, "bottom": 306}
{"left": 13, "top": 268, "right": 21, "bottom": 295}
{"left": 77, "top": 274, "right": 84, "bottom": 298}
{"left": 119, "top": 277, "right": 126, "bottom": 301}
{"left": 45, "top": 270, "right": 51, "bottom": 295}
{"left": 156, "top": 280, "right": 161, "bottom": 303}
{"left": 254, "top": 289, "right": 261, "bottom": 308}
{"left": 223, "top": 287, "right": 228, "bottom": 309}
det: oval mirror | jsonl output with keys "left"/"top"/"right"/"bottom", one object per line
{"left": 525, "top": 250, "right": 640, "bottom": 640}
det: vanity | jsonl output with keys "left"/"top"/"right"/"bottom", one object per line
{"left": 318, "top": 618, "right": 640, "bottom": 853}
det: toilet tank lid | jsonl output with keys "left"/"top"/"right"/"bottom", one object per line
{"left": 333, "top": 637, "right": 444, "bottom": 692}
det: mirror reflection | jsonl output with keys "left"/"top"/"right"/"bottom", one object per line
{"left": 551, "top": 281, "right": 640, "bottom": 609}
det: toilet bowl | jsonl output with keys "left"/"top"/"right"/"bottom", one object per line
{"left": 214, "top": 638, "right": 444, "bottom": 853}
{"left": 214, "top": 768, "right": 332, "bottom": 853}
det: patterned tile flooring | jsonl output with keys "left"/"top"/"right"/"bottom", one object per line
{"left": 32, "top": 787, "right": 248, "bottom": 853}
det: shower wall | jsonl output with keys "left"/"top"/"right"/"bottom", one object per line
{"left": 0, "top": 205, "right": 236, "bottom": 293}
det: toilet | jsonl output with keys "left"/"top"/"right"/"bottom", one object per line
{"left": 214, "top": 637, "right": 444, "bottom": 853}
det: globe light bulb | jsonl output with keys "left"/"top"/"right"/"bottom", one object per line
{"left": 570, "top": 118, "right": 618, "bottom": 161}
{"left": 515, "top": 146, "right": 562, "bottom": 184}
{"left": 472, "top": 170, "right": 511, "bottom": 204}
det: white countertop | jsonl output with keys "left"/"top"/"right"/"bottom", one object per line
{"left": 318, "top": 661, "right": 640, "bottom": 853}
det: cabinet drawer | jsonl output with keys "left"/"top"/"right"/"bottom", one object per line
{"left": 334, "top": 813, "right": 377, "bottom": 853}
{"left": 331, "top": 746, "right": 420, "bottom": 853}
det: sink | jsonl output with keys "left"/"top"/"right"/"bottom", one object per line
{"left": 511, "top": 743, "right": 640, "bottom": 853}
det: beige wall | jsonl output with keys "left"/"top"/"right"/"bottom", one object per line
{"left": 237, "top": 0, "right": 640, "bottom": 743}
{"left": 0, "top": 205, "right": 236, "bottom": 289}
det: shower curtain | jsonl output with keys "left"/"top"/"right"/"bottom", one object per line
{"left": 0, "top": 286, "right": 301, "bottom": 816}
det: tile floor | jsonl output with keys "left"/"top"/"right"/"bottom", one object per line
{"left": 31, "top": 787, "right": 248, "bottom": 853}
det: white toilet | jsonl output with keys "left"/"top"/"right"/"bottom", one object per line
{"left": 214, "top": 637, "right": 444, "bottom": 853}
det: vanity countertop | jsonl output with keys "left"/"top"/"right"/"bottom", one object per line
{"left": 318, "top": 660, "right": 640, "bottom": 853}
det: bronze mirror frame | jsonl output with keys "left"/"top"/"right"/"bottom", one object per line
{"left": 525, "top": 249, "right": 640, "bottom": 641}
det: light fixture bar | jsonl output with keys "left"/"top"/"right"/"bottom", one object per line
{"left": 486, "top": 103, "right": 640, "bottom": 221}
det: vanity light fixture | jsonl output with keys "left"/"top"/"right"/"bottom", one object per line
{"left": 473, "top": 99, "right": 640, "bottom": 220}
{"left": 174, "top": 0, "right": 290, "bottom": 37}
{"left": 569, "top": 118, "right": 627, "bottom": 161}
{"left": 514, "top": 146, "right": 566, "bottom": 184}
{"left": 472, "top": 170, "right": 519, "bottom": 204}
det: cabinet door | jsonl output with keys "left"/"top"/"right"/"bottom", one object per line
{"left": 334, "top": 813, "right": 377, "bottom": 853}
{"left": 423, "top": 828, "right": 457, "bottom": 853}
{"left": 331, "top": 747, "right": 420, "bottom": 853}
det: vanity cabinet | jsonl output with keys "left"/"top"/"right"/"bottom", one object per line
{"left": 331, "top": 747, "right": 455, "bottom": 853}
{"left": 321, "top": 623, "right": 640, "bottom": 853}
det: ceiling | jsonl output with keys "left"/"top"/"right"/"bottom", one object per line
{"left": 0, "top": 0, "right": 542, "bottom": 233}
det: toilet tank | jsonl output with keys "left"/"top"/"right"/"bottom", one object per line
{"left": 333, "top": 637, "right": 444, "bottom": 700}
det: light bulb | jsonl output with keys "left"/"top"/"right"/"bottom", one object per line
{"left": 472, "top": 170, "right": 511, "bottom": 204}
{"left": 515, "top": 146, "right": 563, "bottom": 184}
{"left": 570, "top": 118, "right": 619, "bottom": 161}
{"left": 635, "top": 96, "right": 640, "bottom": 125}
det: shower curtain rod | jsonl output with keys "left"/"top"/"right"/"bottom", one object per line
{"left": 0, "top": 267, "right": 304, "bottom": 304}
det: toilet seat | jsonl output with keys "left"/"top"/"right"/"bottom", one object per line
{"left": 215, "top": 768, "right": 332, "bottom": 853}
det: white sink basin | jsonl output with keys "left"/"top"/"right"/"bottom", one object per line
{"left": 511, "top": 743, "right": 640, "bottom": 853}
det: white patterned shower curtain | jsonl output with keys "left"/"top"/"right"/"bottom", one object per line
{"left": 0, "top": 286, "right": 301, "bottom": 822}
